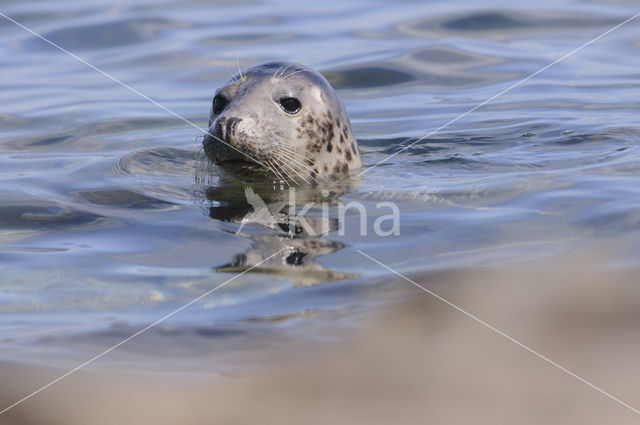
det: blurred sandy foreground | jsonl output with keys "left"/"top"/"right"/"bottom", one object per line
{"left": 2, "top": 251, "right": 640, "bottom": 425}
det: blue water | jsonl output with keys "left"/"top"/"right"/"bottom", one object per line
{"left": 1, "top": 0, "right": 639, "bottom": 368}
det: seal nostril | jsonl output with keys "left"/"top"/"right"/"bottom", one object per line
{"left": 211, "top": 120, "right": 224, "bottom": 140}
{"left": 208, "top": 117, "right": 240, "bottom": 143}
{"left": 225, "top": 117, "right": 242, "bottom": 137}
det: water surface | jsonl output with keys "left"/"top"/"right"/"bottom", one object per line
{"left": 1, "top": 0, "right": 639, "bottom": 369}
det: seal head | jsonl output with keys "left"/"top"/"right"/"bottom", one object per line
{"left": 203, "top": 62, "right": 362, "bottom": 182}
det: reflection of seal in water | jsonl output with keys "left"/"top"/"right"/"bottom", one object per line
{"left": 203, "top": 62, "right": 362, "bottom": 183}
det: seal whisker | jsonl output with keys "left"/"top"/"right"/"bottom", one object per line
{"left": 282, "top": 69, "right": 305, "bottom": 81}
{"left": 276, "top": 161, "right": 299, "bottom": 186}
{"left": 277, "top": 154, "right": 323, "bottom": 182}
{"left": 273, "top": 151, "right": 313, "bottom": 184}
{"left": 277, "top": 151, "right": 323, "bottom": 185}
{"left": 273, "top": 137, "right": 309, "bottom": 157}
{"left": 192, "top": 147, "right": 206, "bottom": 162}
{"left": 277, "top": 62, "right": 294, "bottom": 80}
{"left": 275, "top": 151, "right": 321, "bottom": 182}
{"left": 273, "top": 65, "right": 285, "bottom": 80}
{"left": 279, "top": 156, "right": 317, "bottom": 185}
{"left": 273, "top": 143, "right": 309, "bottom": 161}
{"left": 274, "top": 144, "right": 326, "bottom": 180}
{"left": 280, "top": 154, "right": 318, "bottom": 179}
{"left": 266, "top": 159, "right": 285, "bottom": 182}
{"left": 272, "top": 145, "right": 317, "bottom": 175}
{"left": 262, "top": 159, "right": 283, "bottom": 182}
{"left": 267, "top": 159, "right": 292, "bottom": 184}
{"left": 272, "top": 157, "right": 300, "bottom": 185}
{"left": 236, "top": 57, "right": 244, "bottom": 80}
{"left": 275, "top": 141, "right": 327, "bottom": 177}
{"left": 273, "top": 152, "right": 313, "bottom": 185}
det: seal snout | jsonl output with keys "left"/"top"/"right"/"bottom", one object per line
{"left": 204, "top": 116, "right": 252, "bottom": 164}
{"left": 211, "top": 116, "right": 242, "bottom": 142}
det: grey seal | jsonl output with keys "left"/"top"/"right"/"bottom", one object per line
{"left": 203, "top": 62, "right": 362, "bottom": 183}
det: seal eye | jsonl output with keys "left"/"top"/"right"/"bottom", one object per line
{"left": 279, "top": 97, "right": 302, "bottom": 114}
{"left": 212, "top": 94, "right": 228, "bottom": 116}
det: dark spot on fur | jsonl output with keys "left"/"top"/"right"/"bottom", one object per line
{"left": 327, "top": 141, "right": 333, "bottom": 152}
{"left": 332, "top": 162, "right": 348, "bottom": 174}
{"left": 337, "top": 146, "right": 342, "bottom": 154}
{"left": 324, "top": 119, "right": 335, "bottom": 142}
{"left": 342, "top": 126, "right": 348, "bottom": 139}
{"left": 305, "top": 126, "right": 324, "bottom": 153}
{"left": 336, "top": 118, "right": 341, "bottom": 128}
{"left": 340, "top": 133, "right": 346, "bottom": 145}
{"left": 345, "top": 149, "right": 352, "bottom": 162}
{"left": 323, "top": 164, "right": 328, "bottom": 173}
